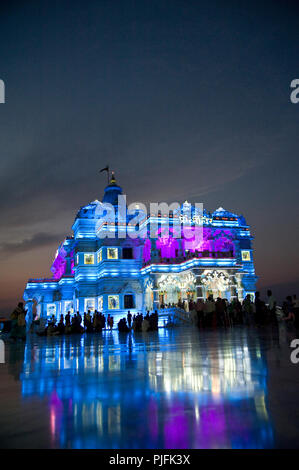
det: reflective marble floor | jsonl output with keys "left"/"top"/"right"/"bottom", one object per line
{"left": 0, "top": 325, "right": 299, "bottom": 449}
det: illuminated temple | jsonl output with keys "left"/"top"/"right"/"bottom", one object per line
{"left": 23, "top": 173, "right": 257, "bottom": 325}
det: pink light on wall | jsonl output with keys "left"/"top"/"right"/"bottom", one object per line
{"left": 51, "top": 252, "right": 66, "bottom": 280}
{"left": 142, "top": 228, "right": 235, "bottom": 263}
{"left": 182, "top": 228, "right": 235, "bottom": 255}
{"left": 156, "top": 236, "right": 179, "bottom": 259}
{"left": 143, "top": 239, "right": 151, "bottom": 262}
{"left": 70, "top": 249, "right": 75, "bottom": 275}
{"left": 51, "top": 244, "right": 76, "bottom": 280}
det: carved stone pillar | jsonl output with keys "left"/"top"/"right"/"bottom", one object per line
{"left": 230, "top": 285, "right": 237, "bottom": 300}
{"left": 194, "top": 269, "right": 204, "bottom": 299}
{"left": 152, "top": 275, "right": 160, "bottom": 310}
{"left": 235, "top": 273, "right": 244, "bottom": 300}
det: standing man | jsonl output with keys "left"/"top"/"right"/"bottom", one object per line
{"left": 255, "top": 292, "right": 265, "bottom": 326}
{"left": 127, "top": 311, "right": 132, "bottom": 329}
{"left": 293, "top": 295, "right": 299, "bottom": 328}
{"left": 267, "top": 290, "right": 277, "bottom": 325}
{"left": 205, "top": 295, "right": 216, "bottom": 328}
{"left": 243, "top": 294, "right": 254, "bottom": 326}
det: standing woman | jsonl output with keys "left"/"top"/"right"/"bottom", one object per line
{"left": 10, "top": 302, "right": 26, "bottom": 341}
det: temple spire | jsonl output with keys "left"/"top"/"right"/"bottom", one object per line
{"left": 102, "top": 170, "right": 122, "bottom": 205}
{"left": 110, "top": 170, "right": 116, "bottom": 185}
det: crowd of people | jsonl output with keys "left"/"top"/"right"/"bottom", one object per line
{"left": 281, "top": 295, "right": 299, "bottom": 325}
{"left": 35, "top": 310, "right": 110, "bottom": 336}
{"left": 166, "top": 290, "right": 299, "bottom": 329}
{"left": 118, "top": 311, "right": 159, "bottom": 332}
{"left": 33, "top": 309, "right": 159, "bottom": 336}
{"left": 6, "top": 290, "right": 299, "bottom": 341}
{"left": 189, "top": 292, "right": 273, "bottom": 328}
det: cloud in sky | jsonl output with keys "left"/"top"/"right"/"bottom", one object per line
{"left": 0, "top": 232, "right": 65, "bottom": 258}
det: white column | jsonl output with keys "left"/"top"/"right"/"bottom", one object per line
{"left": 25, "top": 300, "right": 33, "bottom": 331}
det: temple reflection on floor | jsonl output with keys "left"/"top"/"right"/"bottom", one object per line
{"left": 6, "top": 328, "right": 275, "bottom": 449}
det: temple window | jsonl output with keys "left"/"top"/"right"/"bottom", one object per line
{"left": 84, "top": 253, "right": 95, "bottom": 265}
{"left": 64, "top": 301, "right": 73, "bottom": 314}
{"left": 108, "top": 295, "right": 119, "bottom": 309}
{"left": 46, "top": 303, "right": 56, "bottom": 318}
{"left": 107, "top": 248, "right": 118, "bottom": 260}
{"left": 84, "top": 298, "right": 95, "bottom": 312}
{"left": 241, "top": 250, "right": 251, "bottom": 261}
{"left": 122, "top": 247, "right": 133, "bottom": 259}
{"left": 124, "top": 294, "right": 135, "bottom": 309}
{"left": 97, "top": 249, "right": 102, "bottom": 263}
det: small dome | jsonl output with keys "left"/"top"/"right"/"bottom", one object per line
{"left": 213, "top": 207, "right": 238, "bottom": 218}
{"left": 76, "top": 201, "right": 99, "bottom": 219}
{"left": 238, "top": 214, "right": 247, "bottom": 226}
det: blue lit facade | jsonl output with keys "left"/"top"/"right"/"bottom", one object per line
{"left": 23, "top": 175, "right": 257, "bottom": 325}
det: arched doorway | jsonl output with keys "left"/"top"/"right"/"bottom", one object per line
{"left": 157, "top": 272, "right": 196, "bottom": 306}
{"left": 201, "top": 270, "right": 233, "bottom": 299}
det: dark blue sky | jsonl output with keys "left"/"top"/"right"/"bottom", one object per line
{"left": 0, "top": 0, "right": 298, "bottom": 312}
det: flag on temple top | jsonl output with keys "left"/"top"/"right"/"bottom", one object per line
{"left": 99, "top": 165, "right": 109, "bottom": 173}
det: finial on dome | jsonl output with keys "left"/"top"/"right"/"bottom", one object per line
{"left": 110, "top": 171, "right": 116, "bottom": 184}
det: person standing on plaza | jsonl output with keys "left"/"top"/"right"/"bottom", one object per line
{"left": 255, "top": 292, "right": 265, "bottom": 326}
{"left": 10, "top": 302, "right": 26, "bottom": 341}
{"left": 205, "top": 295, "right": 216, "bottom": 328}
{"left": 243, "top": 294, "right": 254, "bottom": 326}
{"left": 127, "top": 311, "right": 132, "bottom": 329}
{"left": 267, "top": 290, "right": 277, "bottom": 324}
{"left": 215, "top": 297, "right": 225, "bottom": 327}
{"left": 195, "top": 298, "right": 205, "bottom": 328}
{"left": 292, "top": 294, "right": 299, "bottom": 328}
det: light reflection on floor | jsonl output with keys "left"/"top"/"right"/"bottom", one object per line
{"left": 0, "top": 326, "right": 298, "bottom": 448}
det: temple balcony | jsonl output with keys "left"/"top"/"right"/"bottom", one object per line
{"left": 142, "top": 250, "right": 234, "bottom": 267}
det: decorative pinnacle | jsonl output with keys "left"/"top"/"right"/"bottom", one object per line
{"left": 110, "top": 171, "right": 116, "bottom": 184}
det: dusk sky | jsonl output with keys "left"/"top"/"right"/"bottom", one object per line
{"left": 0, "top": 0, "right": 298, "bottom": 313}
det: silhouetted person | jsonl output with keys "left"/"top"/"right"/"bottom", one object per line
{"left": 293, "top": 294, "right": 299, "bottom": 328}
{"left": 10, "top": 302, "right": 26, "bottom": 341}
{"left": 127, "top": 311, "right": 132, "bottom": 329}
{"left": 267, "top": 289, "right": 277, "bottom": 324}
{"left": 57, "top": 314, "right": 65, "bottom": 334}
{"left": 255, "top": 292, "right": 265, "bottom": 326}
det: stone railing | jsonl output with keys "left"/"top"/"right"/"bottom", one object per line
{"left": 157, "top": 307, "right": 193, "bottom": 326}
